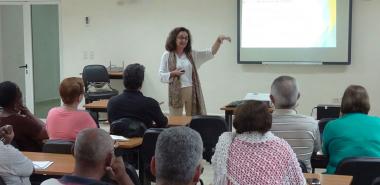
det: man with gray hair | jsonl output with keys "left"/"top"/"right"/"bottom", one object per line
{"left": 41, "top": 128, "right": 133, "bottom": 185}
{"left": 270, "top": 75, "right": 320, "bottom": 172}
{"left": 151, "top": 127, "right": 203, "bottom": 185}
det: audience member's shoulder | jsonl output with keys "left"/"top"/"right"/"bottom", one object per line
{"left": 41, "top": 178, "right": 62, "bottom": 185}
{"left": 219, "top": 132, "right": 235, "bottom": 141}
{"left": 367, "top": 114, "right": 380, "bottom": 123}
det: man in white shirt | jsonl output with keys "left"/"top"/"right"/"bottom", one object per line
{"left": 270, "top": 76, "right": 321, "bottom": 172}
{"left": 0, "top": 125, "right": 34, "bottom": 185}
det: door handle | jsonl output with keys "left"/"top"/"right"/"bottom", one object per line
{"left": 18, "top": 64, "right": 28, "bottom": 69}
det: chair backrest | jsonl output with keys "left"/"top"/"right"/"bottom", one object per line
{"left": 139, "top": 128, "right": 164, "bottom": 184}
{"left": 271, "top": 130, "right": 315, "bottom": 162}
{"left": 126, "top": 163, "right": 140, "bottom": 185}
{"left": 0, "top": 176, "right": 6, "bottom": 185}
{"left": 82, "top": 65, "right": 110, "bottom": 91}
{"left": 189, "top": 115, "right": 227, "bottom": 163}
{"left": 110, "top": 117, "right": 147, "bottom": 138}
{"left": 298, "top": 160, "right": 308, "bottom": 173}
{"left": 42, "top": 140, "right": 74, "bottom": 154}
{"left": 318, "top": 118, "right": 336, "bottom": 142}
{"left": 335, "top": 157, "right": 380, "bottom": 185}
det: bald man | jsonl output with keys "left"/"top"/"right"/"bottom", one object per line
{"left": 41, "top": 128, "right": 133, "bottom": 185}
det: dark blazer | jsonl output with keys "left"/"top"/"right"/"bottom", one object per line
{"left": 107, "top": 89, "right": 168, "bottom": 128}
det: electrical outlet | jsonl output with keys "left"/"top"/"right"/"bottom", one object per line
{"left": 89, "top": 51, "right": 94, "bottom": 60}
{"left": 83, "top": 51, "right": 88, "bottom": 60}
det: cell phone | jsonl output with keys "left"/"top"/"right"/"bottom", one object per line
{"left": 306, "top": 178, "right": 321, "bottom": 185}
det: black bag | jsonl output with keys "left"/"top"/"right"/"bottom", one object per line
{"left": 110, "top": 117, "right": 147, "bottom": 138}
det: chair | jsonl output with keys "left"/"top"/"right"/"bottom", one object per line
{"left": 138, "top": 128, "right": 164, "bottom": 185}
{"left": 298, "top": 160, "right": 308, "bottom": 173}
{"left": 82, "top": 65, "right": 118, "bottom": 103}
{"left": 318, "top": 118, "right": 336, "bottom": 142}
{"left": 126, "top": 163, "right": 140, "bottom": 185}
{"left": 102, "top": 163, "right": 140, "bottom": 185}
{"left": 110, "top": 117, "right": 147, "bottom": 138}
{"left": 42, "top": 140, "right": 74, "bottom": 154}
{"left": 189, "top": 115, "right": 227, "bottom": 163}
{"left": 372, "top": 177, "right": 380, "bottom": 185}
{"left": 335, "top": 157, "right": 380, "bottom": 185}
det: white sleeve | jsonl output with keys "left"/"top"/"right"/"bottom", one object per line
{"left": 192, "top": 49, "right": 214, "bottom": 68}
{"left": 6, "top": 145, "right": 34, "bottom": 176}
{"left": 159, "top": 52, "right": 172, "bottom": 83}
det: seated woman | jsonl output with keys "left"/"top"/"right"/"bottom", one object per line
{"left": 323, "top": 85, "right": 380, "bottom": 174}
{"left": 46, "top": 77, "right": 97, "bottom": 141}
{"left": 0, "top": 81, "right": 48, "bottom": 152}
{"left": 212, "top": 101, "right": 305, "bottom": 185}
{"left": 0, "top": 125, "right": 34, "bottom": 185}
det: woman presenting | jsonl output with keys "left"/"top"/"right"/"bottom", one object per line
{"left": 159, "top": 27, "right": 231, "bottom": 116}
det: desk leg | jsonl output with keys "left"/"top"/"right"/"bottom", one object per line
{"left": 225, "top": 110, "right": 233, "bottom": 131}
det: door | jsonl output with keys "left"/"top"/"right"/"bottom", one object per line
{"left": 0, "top": 1, "right": 60, "bottom": 118}
{"left": 31, "top": 4, "right": 60, "bottom": 118}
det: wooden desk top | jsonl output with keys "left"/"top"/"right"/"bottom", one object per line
{"left": 83, "top": 99, "right": 108, "bottom": 109}
{"left": 116, "top": 137, "right": 143, "bottom": 149}
{"left": 23, "top": 152, "right": 74, "bottom": 176}
{"left": 221, "top": 106, "right": 273, "bottom": 113}
{"left": 168, "top": 116, "right": 192, "bottom": 126}
{"left": 84, "top": 100, "right": 192, "bottom": 126}
{"left": 304, "top": 173, "right": 353, "bottom": 185}
{"left": 108, "top": 71, "right": 123, "bottom": 79}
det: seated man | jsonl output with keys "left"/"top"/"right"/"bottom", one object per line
{"left": 41, "top": 128, "right": 133, "bottom": 185}
{"left": 151, "top": 127, "right": 203, "bottom": 185}
{"left": 270, "top": 75, "right": 321, "bottom": 172}
{"left": 108, "top": 63, "right": 168, "bottom": 128}
{"left": 0, "top": 125, "right": 34, "bottom": 185}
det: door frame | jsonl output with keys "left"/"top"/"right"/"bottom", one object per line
{"left": 0, "top": 0, "right": 61, "bottom": 113}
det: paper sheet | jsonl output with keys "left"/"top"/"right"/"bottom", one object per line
{"left": 110, "top": 135, "right": 129, "bottom": 141}
{"left": 33, "top": 161, "right": 53, "bottom": 170}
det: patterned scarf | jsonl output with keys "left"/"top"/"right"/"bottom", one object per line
{"left": 168, "top": 52, "right": 206, "bottom": 115}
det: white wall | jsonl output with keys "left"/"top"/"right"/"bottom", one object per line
{"left": 60, "top": 0, "right": 380, "bottom": 116}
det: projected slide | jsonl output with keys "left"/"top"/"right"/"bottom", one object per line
{"left": 241, "top": 0, "right": 336, "bottom": 48}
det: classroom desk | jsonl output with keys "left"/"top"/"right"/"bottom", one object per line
{"left": 304, "top": 173, "right": 353, "bottom": 185}
{"left": 220, "top": 105, "right": 273, "bottom": 131}
{"left": 22, "top": 151, "right": 352, "bottom": 185}
{"left": 108, "top": 71, "right": 123, "bottom": 79}
{"left": 117, "top": 137, "right": 143, "bottom": 149}
{"left": 23, "top": 152, "right": 74, "bottom": 176}
{"left": 220, "top": 106, "right": 235, "bottom": 131}
{"left": 84, "top": 100, "right": 192, "bottom": 126}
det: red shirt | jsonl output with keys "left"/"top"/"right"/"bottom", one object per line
{"left": 0, "top": 115, "right": 46, "bottom": 152}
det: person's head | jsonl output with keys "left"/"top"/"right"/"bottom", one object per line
{"left": 74, "top": 128, "right": 114, "bottom": 171}
{"left": 59, "top": 77, "right": 84, "bottom": 105}
{"left": 165, "top": 27, "right": 192, "bottom": 53}
{"left": 233, "top": 100, "right": 272, "bottom": 134}
{"left": 341, "top": 85, "right": 370, "bottom": 115}
{"left": 151, "top": 127, "right": 203, "bottom": 185}
{"left": 123, "top": 63, "right": 145, "bottom": 90}
{"left": 0, "top": 81, "right": 22, "bottom": 109}
{"left": 270, "top": 75, "right": 300, "bottom": 109}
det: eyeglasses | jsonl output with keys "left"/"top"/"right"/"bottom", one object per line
{"left": 176, "top": 36, "right": 189, "bottom": 41}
